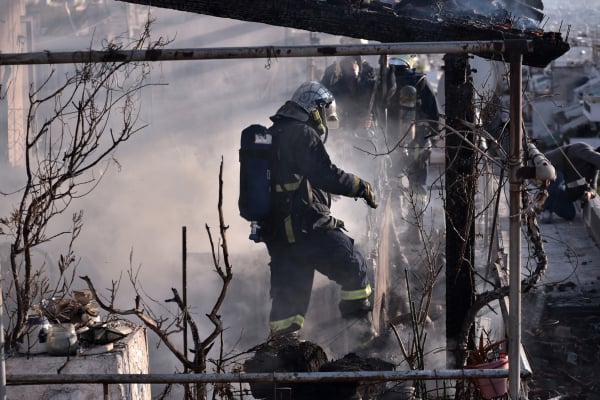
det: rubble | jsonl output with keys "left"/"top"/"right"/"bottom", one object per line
{"left": 243, "top": 337, "right": 394, "bottom": 400}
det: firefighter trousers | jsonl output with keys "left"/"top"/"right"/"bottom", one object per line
{"left": 266, "top": 228, "right": 371, "bottom": 334}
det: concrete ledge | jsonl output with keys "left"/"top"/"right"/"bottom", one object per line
{"left": 581, "top": 197, "right": 600, "bottom": 247}
{"left": 7, "top": 325, "right": 150, "bottom": 399}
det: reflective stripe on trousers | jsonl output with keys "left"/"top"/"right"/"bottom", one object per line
{"left": 269, "top": 314, "right": 305, "bottom": 333}
{"left": 341, "top": 282, "right": 372, "bottom": 301}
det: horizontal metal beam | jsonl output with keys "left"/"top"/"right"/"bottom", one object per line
{"left": 6, "top": 368, "right": 525, "bottom": 385}
{"left": 0, "top": 40, "right": 532, "bottom": 66}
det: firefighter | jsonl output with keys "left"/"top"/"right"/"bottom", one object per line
{"left": 261, "top": 81, "right": 378, "bottom": 340}
{"left": 542, "top": 142, "right": 600, "bottom": 222}
{"left": 383, "top": 55, "right": 440, "bottom": 193}
{"left": 320, "top": 55, "right": 379, "bottom": 156}
{"left": 383, "top": 54, "right": 441, "bottom": 241}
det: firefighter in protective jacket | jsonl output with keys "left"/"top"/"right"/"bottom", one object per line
{"left": 262, "top": 81, "right": 378, "bottom": 338}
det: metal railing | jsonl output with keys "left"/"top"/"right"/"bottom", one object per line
{"left": 7, "top": 369, "right": 522, "bottom": 400}
{"left": 1, "top": 39, "right": 533, "bottom": 400}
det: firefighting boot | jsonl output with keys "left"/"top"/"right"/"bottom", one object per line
{"left": 339, "top": 298, "right": 376, "bottom": 350}
{"left": 339, "top": 298, "right": 373, "bottom": 319}
{"left": 267, "top": 323, "right": 301, "bottom": 344}
{"left": 347, "top": 312, "right": 377, "bottom": 354}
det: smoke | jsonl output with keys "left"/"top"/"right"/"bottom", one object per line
{"left": 3, "top": 1, "right": 588, "bottom": 394}
{"left": 0, "top": 2, "right": 374, "bottom": 386}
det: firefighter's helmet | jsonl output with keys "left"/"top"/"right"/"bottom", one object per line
{"left": 389, "top": 54, "right": 418, "bottom": 68}
{"left": 290, "top": 81, "right": 339, "bottom": 131}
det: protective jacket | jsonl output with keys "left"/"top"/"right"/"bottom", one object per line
{"left": 264, "top": 101, "right": 364, "bottom": 244}
{"left": 385, "top": 66, "right": 440, "bottom": 188}
{"left": 385, "top": 65, "right": 440, "bottom": 130}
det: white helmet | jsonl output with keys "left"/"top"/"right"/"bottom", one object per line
{"left": 389, "top": 54, "right": 417, "bottom": 68}
{"left": 291, "top": 81, "right": 334, "bottom": 112}
{"left": 291, "top": 81, "right": 339, "bottom": 130}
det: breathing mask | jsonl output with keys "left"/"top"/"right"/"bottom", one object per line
{"left": 310, "top": 100, "right": 339, "bottom": 143}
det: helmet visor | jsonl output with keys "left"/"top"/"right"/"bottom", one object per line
{"left": 324, "top": 100, "right": 339, "bottom": 130}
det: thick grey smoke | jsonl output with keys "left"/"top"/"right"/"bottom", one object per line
{"left": 1, "top": 0, "right": 592, "bottom": 394}
{"left": 0, "top": 2, "right": 374, "bottom": 384}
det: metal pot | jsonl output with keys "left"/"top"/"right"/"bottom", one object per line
{"left": 47, "top": 323, "right": 78, "bottom": 356}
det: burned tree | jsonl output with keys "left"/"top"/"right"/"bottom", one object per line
{"left": 444, "top": 54, "right": 477, "bottom": 368}
{"left": 0, "top": 19, "right": 168, "bottom": 351}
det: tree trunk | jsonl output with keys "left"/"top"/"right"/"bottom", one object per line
{"left": 444, "top": 53, "right": 476, "bottom": 368}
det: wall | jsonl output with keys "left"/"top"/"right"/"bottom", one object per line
{"left": 6, "top": 325, "right": 150, "bottom": 400}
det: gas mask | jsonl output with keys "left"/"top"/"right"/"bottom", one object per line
{"left": 310, "top": 101, "right": 339, "bottom": 143}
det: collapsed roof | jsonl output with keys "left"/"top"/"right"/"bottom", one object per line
{"left": 118, "top": 0, "right": 569, "bottom": 68}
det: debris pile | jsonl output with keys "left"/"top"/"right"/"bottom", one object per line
{"left": 244, "top": 336, "right": 394, "bottom": 400}
{"left": 16, "top": 289, "right": 132, "bottom": 357}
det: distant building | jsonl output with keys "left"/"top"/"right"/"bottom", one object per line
{"left": 0, "top": 2, "right": 28, "bottom": 167}
{"left": 0, "top": 0, "right": 147, "bottom": 168}
{"left": 527, "top": 43, "right": 600, "bottom": 148}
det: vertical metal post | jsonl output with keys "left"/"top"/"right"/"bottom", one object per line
{"left": 182, "top": 226, "right": 189, "bottom": 400}
{"left": 508, "top": 42, "right": 524, "bottom": 400}
{"left": 182, "top": 226, "right": 188, "bottom": 361}
{"left": 0, "top": 261, "right": 6, "bottom": 400}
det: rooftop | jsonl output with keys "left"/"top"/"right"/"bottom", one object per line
{"left": 518, "top": 200, "right": 600, "bottom": 398}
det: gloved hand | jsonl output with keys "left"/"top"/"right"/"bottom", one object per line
{"left": 333, "top": 217, "right": 347, "bottom": 231}
{"left": 582, "top": 190, "right": 596, "bottom": 201}
{"left": 359, "top": 180, "right": 378, "bottom": 209}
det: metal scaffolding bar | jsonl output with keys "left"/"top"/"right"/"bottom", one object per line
{"left": 507, "top": 40, "right": 527, "bottom": 400}
{"left": 6, "top": 368, "right": 524, "bottom": 386}
{"left": 0, "top": 40, "right": 521, "bottom": 65}
{"left": 0, "top": 39, "right": 535, "bottom": 399}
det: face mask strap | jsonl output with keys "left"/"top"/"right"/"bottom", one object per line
{"left": 310, "top": 108, "right": 328, "bottom": 142}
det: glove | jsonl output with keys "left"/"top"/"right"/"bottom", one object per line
{"left": 333, "top": 217, "right": 347, "bottom": 231}
{"left": 359, "top": 180, "right": 378, "bottom": 209}
{"left": 582, "top": 190, "right": 596, "bottom": 201}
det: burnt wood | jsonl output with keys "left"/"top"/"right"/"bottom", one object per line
{"left": 118, "top": 0, "right": 568, "bottom": 67}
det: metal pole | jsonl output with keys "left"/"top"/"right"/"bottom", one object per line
{"left": 182, "top": 226, "right": 189, "bottom": 399}
{"left": 6, "top": 368, "right": 519, "bottom": 385}
{"left": 0, "top": 41, "right": 512, "bottom": 65}
{"left": 103, "top": 383, "right": 110, "bottom": 400}
{"left": 0, "top": 261, "right": 6, "bottom": 400}
{"left": 507, "top": 40, "right": 526, "bottom": 400}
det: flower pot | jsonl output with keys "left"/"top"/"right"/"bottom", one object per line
{"left": 467, "top": 356, "right": 509, "bottom": 399}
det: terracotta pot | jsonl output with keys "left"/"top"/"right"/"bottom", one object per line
{"left": 467, "top": 356, "right": 509, "bottom": 399}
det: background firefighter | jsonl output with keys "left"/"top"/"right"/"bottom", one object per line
{"left": 381, "top": 54, "right": 441, "bottom": 241}
{"left": 542, "top": 142, "right": 600, "bottom": 222}
{"left": 320, "top": 55, "right": 380, "bottom": 180}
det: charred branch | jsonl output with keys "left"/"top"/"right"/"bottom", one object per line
{"left": 118, "top": 0, "right": 569, "bottom": 67}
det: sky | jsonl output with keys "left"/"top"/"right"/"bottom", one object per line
{"left": 1, "top": 0, "right": 598, "bottom": 390}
